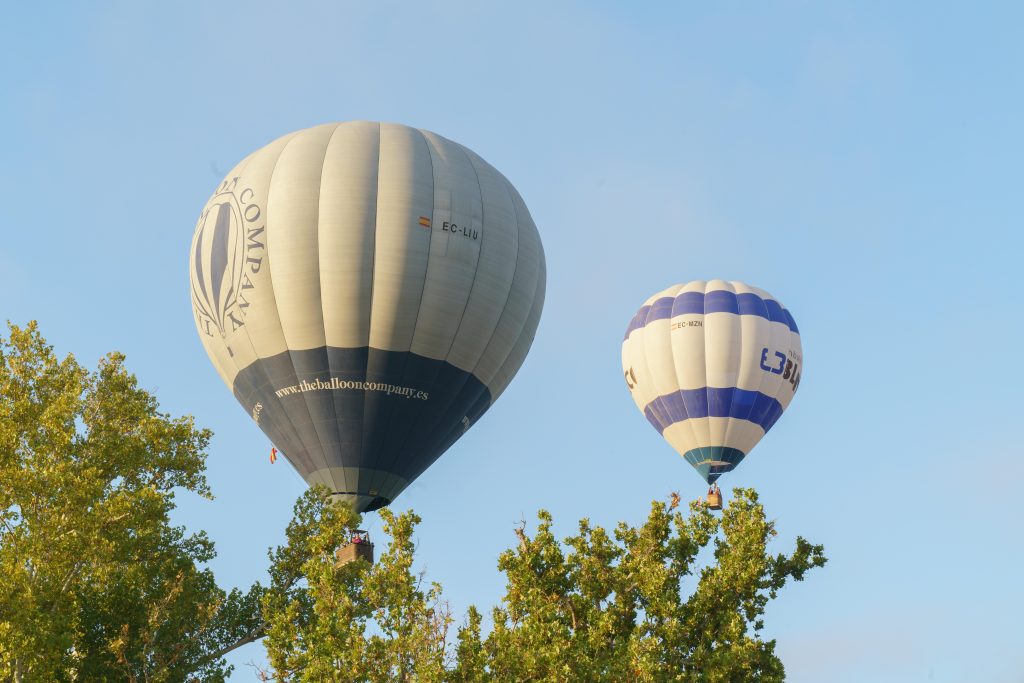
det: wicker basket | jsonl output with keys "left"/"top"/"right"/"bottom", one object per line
{"left": 336, "top": 541, "right": 374, "bottom": 566}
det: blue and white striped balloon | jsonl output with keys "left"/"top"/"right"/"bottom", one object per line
{"left": 622, "top": 280, "right": 802, "bottom": 484}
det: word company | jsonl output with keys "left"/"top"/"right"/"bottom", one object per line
{"left": 191, "top": 176, "right": 266, "bottom": 338}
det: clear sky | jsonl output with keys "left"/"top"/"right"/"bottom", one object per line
{"left": 2, "top": 3, "right": 1022, "bottom": 681}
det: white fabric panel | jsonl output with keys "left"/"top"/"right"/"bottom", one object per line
{"left": 677, "top": 280, "right": 706, "bottom": 299}
{"left": 410, "top": 131, "right": 483, "bottom": 361}
{"left": 719, "top": 418, "right": 765, "bottom": 455}
{"left": 446, "top": 148, "right": 518, "bottom": 372}
{"left": 368, "top": 124, "right": 434, "bottom": 352}
{"left": 639, "top": 284, "right": 682, "bottom": 404}
{"left": 474, "top": 184, "right": 540, "bottom": 390}
{"left": 266, "top": 124, "right": 337, "bottom": 351}
{"left": 490, "top": 235, "right": 545, "bottom": 400}
{"left": 622, "top": 327, "right": 659, "bottom": 413}
{"left": 318, "top": 121, "right": 380, "bottom": 349}
{"left": 661, "top": 421, "right": 698, "bottom": 462}
{"left": 670, "top": 285, "right": 707, "bottom": 390}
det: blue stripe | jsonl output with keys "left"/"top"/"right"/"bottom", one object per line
{"left": 672, "top": 291, "right": 704, "bottom": 316}
{"left": 648, "top": 296, "right": 674, "bottom": 322}
{"left": 623, "top": 304, "right": 653, "bottom": 339}
{"left": 783, "top": 308, "right": 800, "bottom": 334}
{"left": 704, "top": 289, "right": 739, "bottom": 314}
{"left": 642, "top": 387, "right": 784, "bottom": 435}
{"left": 623, "top": 290, "right": 799, "bottom": 339}
{"left": 736, "top": 292, "right": 767, "bottom": 317}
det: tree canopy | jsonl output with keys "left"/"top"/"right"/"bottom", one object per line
{"left": 0, "top": 323, "right": 262, "bottom": 683}
{"left": 0, "top": 323, "right": 826, "bottom": 682}
{"left": 261, "top": 487, "right": 825, "bottom": 683}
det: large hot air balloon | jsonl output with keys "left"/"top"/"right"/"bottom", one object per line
{"left": 622, "top": 280, "right": 801, "bottom": 487}
{"left": 189, "top": 122, "right": 545, "bottom": 512}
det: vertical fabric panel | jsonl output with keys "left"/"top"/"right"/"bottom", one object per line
{"left": 724, "top": 280, "right": 772, "bottom": 451}
{"left": 409, "top": 131, "right": 483, "bottom": 360}
{"left": 366, "top": 124, "right": 434, "bottom": 352}
{"left": 490, "top": 238, "right": 546, "bottom": 400}
{"left": 669, "top": 282, "right": 708, "bottom": 447}
{"left": 319, "top": 121, "right": 379, "bottom": 349}
{"left": 359, "top": 124, "right": 434, "bottom": 495}
{"left": 266, "top": 124, "right": 336, "bottom": 350}
{"left": 316, "top": 121, "right": 382, "bottom": 494}
{"left": 473, "top": 185, "right": 536, "bottom": 391}
{"left": 486, "top": 184, "right": 546, "bottom": 399}
{"left": 446, "top": 148, "right": 518, "bottom": 372}
{"left": 265, "top": 124, "right": 339, "bottom": 488}
{"left": 703, "top": 280, "right": 741, "bottom": 449}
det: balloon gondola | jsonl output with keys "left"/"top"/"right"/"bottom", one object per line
{"left": 622, "top": 280, "right": 802, "bottom": 509}
{"left": 189, "top": 121, "right": 545, "bottom": 512}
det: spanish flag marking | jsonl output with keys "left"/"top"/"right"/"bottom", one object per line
{"left": 418, "top": 215, "right": 431, "bottom": 228}
{"left": 270, "top": 447, "right": 278, "bottom": 464}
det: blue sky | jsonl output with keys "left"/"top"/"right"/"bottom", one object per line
{"left": 2, "top": 3, "right": 1022, "bottom": 681}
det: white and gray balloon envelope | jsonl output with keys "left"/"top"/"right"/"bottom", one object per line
{"left": 189, "top": 122, "right": 545, "bottom": 512}
{"left": 622, "top": 280, "right": 801, "bottom": 485}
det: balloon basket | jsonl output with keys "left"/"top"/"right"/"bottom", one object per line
{"left": 706, "top": 492, "right": 723, "bottom": 510}
{"left": 336, "top": 531, "right": 374, "bottom": 566}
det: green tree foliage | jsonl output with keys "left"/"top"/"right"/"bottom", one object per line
{"left": 261, "top": 493, "right": 450, "bottom": 683}
{"left": 0, "top": 322, "right": 826, "bottom": 682}
{"left": 263, "top": 489, "right": 825, "bottom": 682}
{"left": 0, "top": 323, "right": 263, "bottom": 683}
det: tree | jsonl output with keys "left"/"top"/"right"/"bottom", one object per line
{"left": 0, "top": 321, "right": 826, "bottom": 682}
{"left": 262, "top": 488, "right": 825, "bottom": 682}
{"left": 0, "top": 323, "right": 263, "bottom": 682}
{"left": 260, "top": 492, "right": 450, "bottom": 683}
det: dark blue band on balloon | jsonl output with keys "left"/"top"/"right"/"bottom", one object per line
{"left": 623, "top": 290, "right": 799, "bottom": 339}
{"left": 705, "top": 289, "right": 740, "bottom": 315}
{"left": 641, "top": 387, "right": 784, "bottom": 435}
{"left": 231, "top": 346, "right": 491, "bottom": 510}
{"left": 672, "top": 291, "right": 705, "bottom": 316}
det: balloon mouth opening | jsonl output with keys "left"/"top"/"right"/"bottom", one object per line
{"left": 329, "top": 492, "right": 393, "bottom": 513}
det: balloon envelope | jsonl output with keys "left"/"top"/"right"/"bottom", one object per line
{"left": 190, "top": 122, "right": 545, "bottom": 511}
{"left": 622, "top": 280, "right": 801, "bottom": 483}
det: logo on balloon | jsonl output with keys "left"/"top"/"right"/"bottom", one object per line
{"left": 759, "top": 347, "right": 801, "bottom": 391}
{"left": 190, "top": 177, "right": 266, "bottom": 338}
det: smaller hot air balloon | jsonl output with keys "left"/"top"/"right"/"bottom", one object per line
{"left": 621, "top": 280, "right": 802, "bottom": 507}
